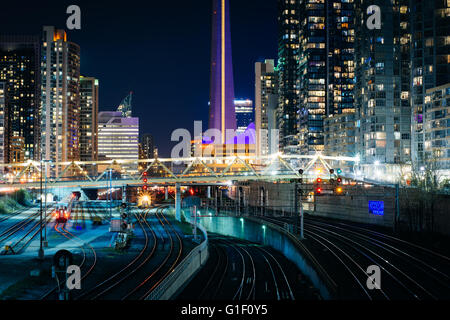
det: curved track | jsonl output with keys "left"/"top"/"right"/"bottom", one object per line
{"left": 41, "top": 204, "right": 97, "bottom": 300}
{"left": 259, "top": 215, "right": 450, "bottom": 300}
{"left": 179, "top": 234, "right": 316, "bottom": 300}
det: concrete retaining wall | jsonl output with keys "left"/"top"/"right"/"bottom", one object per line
{"left": 311, "top": 189, "right": 395, "bottom": 228}
{"left": 242, "top": 181, "right": 395, "bottom": 228}
{"left": 198, "top": 215, "right": 333, "bottom": 299}
{"left": 146, "top": 209, "right": 209, "bottom": 300}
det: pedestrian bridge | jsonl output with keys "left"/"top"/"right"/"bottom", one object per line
{"left": 0, "top": 154, "right": 359, "bottom": 189}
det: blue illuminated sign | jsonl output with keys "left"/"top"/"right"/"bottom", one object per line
{"left": 369, "top": 201, "right": 384, "bottom": 216}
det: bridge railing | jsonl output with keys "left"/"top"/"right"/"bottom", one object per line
{"left": 0, "top": 154, "right": 360, "bottom": 187}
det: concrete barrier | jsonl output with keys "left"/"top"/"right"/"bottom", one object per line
{"left": 145, "top": 209, "right": 209, "bottom": 300}
{"left": 198, "top": 214, "right": 334, "bottom": 299}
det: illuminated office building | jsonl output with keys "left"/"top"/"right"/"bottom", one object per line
{"left": 98, "top": 111, "right": 139, "bottom": 175}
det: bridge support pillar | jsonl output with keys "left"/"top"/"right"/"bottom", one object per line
{"left": 175, "top": 183, "right": 181, "bottom": 222}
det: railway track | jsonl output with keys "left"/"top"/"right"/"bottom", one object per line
{"left": 121, "top": 205, "right": 183, "bottom": 300}
{"left": 76, "top": 207, "right": 157, "bottom": 300}
{"left": 0, "top": 206, "right": 54, "bottom": 254}
{"left": 0, "top": 206, "right": 32, "bottom": 224}
{"left": 76, "top": 205, "right": 184, "bottom": 300}
{"left": 180, "top": 235, "right": 299, "bottom": 301}
{"left": 41, "top": 203, "right": 97, "bottom": 300}
{"left": 259, "top": 215, "right": 450, "bottom": 300}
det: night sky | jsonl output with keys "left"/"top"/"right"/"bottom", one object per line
{"left": 0, "top": 0, "right": 277, "bottom": 156}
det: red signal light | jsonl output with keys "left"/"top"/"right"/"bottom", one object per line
{"left": 189, "top": 189, "right": 195, "bottom": 196}
{"left": 143, "top": 172, "right": 148, "bottom": 177}
{"left": 337, "top": 178, "right": 342, "bottom": 184}
{"left": 143, "top": 185, "right": 148, "bottom": 191}
{"left": 143, "top": 178, "right": 148, "bottom": 183}
{"left": 316, "top": 187, "right": 322, "bottom": 195}
{"left": 317, "top": 178, "right": 322, "bottom": 183}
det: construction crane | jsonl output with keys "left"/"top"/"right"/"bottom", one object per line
{"left": 117, "top": 92, "right": 133, "bottom": 118}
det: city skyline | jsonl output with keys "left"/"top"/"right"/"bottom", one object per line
{"left": 0, "top": 0, "right": 277, "bottom": 157}
{"left": 0, "top": 0, "right": 449, "bottom": 308}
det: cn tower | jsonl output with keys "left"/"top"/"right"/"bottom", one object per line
{"left": 208, "top": 0, "right": 236, "bottom": 143}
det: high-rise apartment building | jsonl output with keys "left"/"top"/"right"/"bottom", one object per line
{"left": 424, "top": 83, "right": 450, "bottom": 177}
{"left": 141, "top": 133, "right": 155, "bottom": 159}
{"left": 324, "top": 112, "right": 357, "bottom": 158}
{"left": 0, "top": 35, "right": 40, "bottom": 162}
{"left": 277, "top": 0, "right": 300, "bottom": 153}
{"left": 79, "top": 76, "right": 98, "bottom": 165}
{"left": 278, "top": 0, "right": 355, "bottom": 154}
{"left": 41, "top": 26, "right": 80, "bottom": 173}
{"left": 298, "top": 0, "right": 355, "bottom": 154}
{"left": 297, "top": 0, "right": 327, "bottom": 153}
{"left": 326, "top": 1, "right": 355, "bottom": 117}
{"left": 234, "top": 99, "right": 254, "bottom": 135}
{"left": 410, "top": 0, "right": 450, "bottom": 168}
{"left": 0, "top": 83, "right": 6, "bottom": 167}
{"left": 255, "top": 59, "right": 279, "bottom": 156}
{"left": 354, "top": 0, "right": 412, "bottom": 176}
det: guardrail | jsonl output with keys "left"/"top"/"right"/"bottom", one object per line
{"left": 145, "top": 209, "right": 209, "bottom": 300}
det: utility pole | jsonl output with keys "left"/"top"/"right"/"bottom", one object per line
{"left": 38, "top": 158, "right": 44, "bottom": 260}
{"left": 299, "top": 190, "right": 304, "bottom": 240}
{"left": 193, "top": 205, "right": 198, "bottom": 242}
{"left": 394, "top": 183, "right": 400, "bottom": 233}
{"left": 297, "top": 169, "right": 304, "bottom": 239}
{"left": 43, "top": 161, "right": 48, "bottom": 247}
{"left": 214, "top": 186, "right": 218, "bottom": 215}
{"left": 109, "top": 169, "right": 113, "bottom": 220}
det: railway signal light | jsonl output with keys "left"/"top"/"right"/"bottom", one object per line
{"left": 121, "top": 213, "right": 128, "bottom": 219}
{"left": 335, "top": 187, "right": 344, "bottom": 195}
{"left": 329, "top": 169, "right": 335, "bottom": 174}
{"left": 142, "top": 185, "right": 148, "bottom": 191}
{"left": 143, "top": 172, "right": 148, "bottom": 177}
{"left": 337, "top": 168, "right": 342, "bottom": 175}
{"left": 315, "top": 187, "right": 322, "bottom": 195}
{"left": 316, "top": 178, "right": 322, "bottom": 183}
{"left": 143, "top": 178, "right": 148, "bottom": 183}
{"left": 298, "top": 169, "right": 304, "bottom": 175}
{"left": 337, "top": 177, "right": 342, "bottom": 184}
{"left": 121, "top": 203, "right": 127, "bottom": 209}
